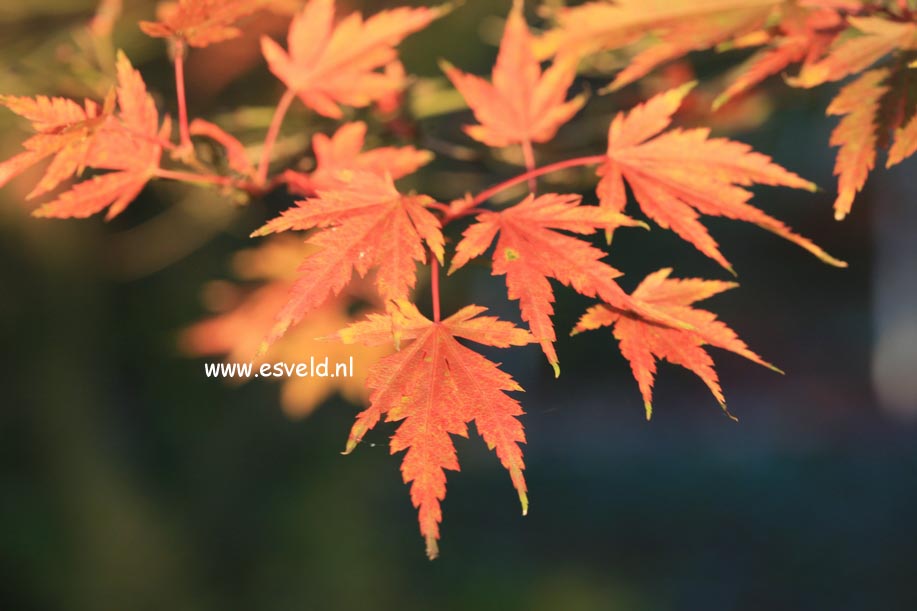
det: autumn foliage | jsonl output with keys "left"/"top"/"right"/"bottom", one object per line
{"left": 3, "top": 0, "right": 906, "bottom": 558}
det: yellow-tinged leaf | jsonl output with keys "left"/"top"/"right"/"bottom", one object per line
{"left": 442, "top": 0, "right": 584, "bottom": 149}
{"left": 825, "top": 68, "right": 888, "bottom": 219}
{"left": 790, "top": 17, "right": 917, "bottom": 88}
{"left": 451, "top": 192, "right": 678, "bottom": 371}
{"left": 338, "top": 305, "right": 533, "bottom": 558}
{"left": 598, "top": 85, "right": 845, "bottom": 268}
{"left": 261, "top": 0, "right": 443, "bottom": 118}
{"left": 182, "top": 236, "right": 389, "bottom": 418}
{"left": 140, "top": 0, "right": 266, "bottom": 48}
{"left": 573, "top": 268, "right": 779, "bottom": 420}
{"left": 886, "top": 110, "right": 917, "bottom": 168}
{"left": 252, "top": 172, "right": 444, "bottom": 347}
{"left": 282, "top": 121, "right": 431, "bottom": 196}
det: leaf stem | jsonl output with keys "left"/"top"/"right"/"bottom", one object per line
{"left": 173, "top": 40, "right": 191, "bottom": 151}
{"left": 155, "top": 168, "right": 235, "bottom": 187}
{"left": 469, "top": 154, "right": 606, "bottom": 208}
{"left": 431, "top": 256, "right": 441, "bottom": 323}
{"left": 257, "top": 88, "right": 297, "bottom": 186}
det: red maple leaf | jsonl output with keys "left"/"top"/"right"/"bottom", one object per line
{"left": 449, "top": 192, "right": 675, "bottom": 375}
{"left": 442, "top": 0, "right": 584, "bottom": 150}
{"left": 282, "top": 121, "right": 432, "bottom": 196}
{"left": 252, "top": 172, "right": 444, "bottom": 347}
{"left": 597, "top": 83, "right": 846, "bottom": 271}
{"left": 140, "top": 0, "right": 265, "bottom": 48}
{"left": 334, "top": 300, "right": 533, "bottom": 559}
{"left": 573, "top": 268, "right": 778, "bottom": 420}
{"left": 260, "top": 0, "right": 441, "bottom": 118}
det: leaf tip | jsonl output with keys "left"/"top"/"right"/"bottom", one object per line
{"left": 519, "top": 489, "right": 529, "bottom": 516}
{"left": 711, "top": 93, "right": 729, "bottom": 112}
{"left": 425, "top": 536, "right": 439, "bottom": 560}
{"left": 433, "top": 0, "right": 463, "bottom": 19}
{"left": 718, "top": 398, "right": 739, "bottom": 422}
{"left": 767, "top": 362, "right": 785, "bottom": 375}
{"left": 437, "top": 58, "right": 456, "bottom": 75}
{"left": 818, "top": 249, "right": 848, "bottom": 268}
{"left": 550, "top": 360, "right": 560, "bottom": 378}
{"left": 644, "top": 400, "right": 653, "bottom": 421}
{"left": 342, "top": 435, "right": 360, "bottom": 456}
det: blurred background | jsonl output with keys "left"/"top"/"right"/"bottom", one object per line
{"left": 1, "top": 1, "right": 916, "bottom": 610}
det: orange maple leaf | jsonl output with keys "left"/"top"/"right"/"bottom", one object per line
{"left": 0, "top": 52, "right": 167, "bottom": 220}
{"left": 252, "top": 172, "right": 444, "bottom": 347}
{"left": 887, "top": 109, "right": 917, "bottom": 169}
{"left": 449, "top": 192, "right": 676, "bottom": 375}
{"left": 335, "top": 300, "right": 533, "bottom": 559}
{"left": 0, "top": 93, "right": 113, "bottom": 200}
{"left": 140, "top": 0, "right": 265, "bottom": 48}
{"left": 597, "top": 83, "right": 846, "bottom": 271}
{"left": 260, "top": 0, "right": 441, "bottom": 118}
{"left": 282, "top": 121, "right": 432, "bottom": 196}
{"left": 824, "top": 68, "right": 888, "bottom": 220}
{"left": 442, "top": 0, "right": 584, "bottom": 151}
{"left": 573, "top": 268, "right": 778, "bottom": 420}
{"left": 539, "top": 0, "right": 783, "bottom": 80}
{"left": 790, "top": 16, "right": 917, "bottom": 88}
{"left": 713, "top": 6, "right": 844, "bottom": 109}
{"left": 182, "top": 236, "right": 389, "bottom": 418}
{"left": 34, "top": 52, "right": 166, "bottom": 219}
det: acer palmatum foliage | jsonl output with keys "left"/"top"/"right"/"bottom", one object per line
{"left": 540, "top": 0, "right": 917, "bottom": 219}
{"left": 2, "top": 0, "right": 876, "bottom": 558}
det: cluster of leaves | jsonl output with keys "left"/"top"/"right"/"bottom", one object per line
{"left": 0, "top": 0, "right": 876, "bottom": 558}
{"left": 539, "top": 0, "right": 917, "bottom": 220}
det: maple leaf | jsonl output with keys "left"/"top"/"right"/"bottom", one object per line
{"left": 0, "top": 94, "right": 111, "bottom": 200}
{"left": 441, "top": 0, "right": 585, "bottom": 149}
{"left": 887, "top": 110, "right": 917, "bottom": 169}
{"left": 0, "top": 52, "right": 166, "bottom": 219}
{"left": 713, "top": 6, "right": 844, "bottom": 109}
{"left": 539, "top": 0, "right": 783, "bottom": 85}
{"left": 282, "top": 121, "right": 432, "bottom": 196}
{"left": 335, "top": 300, "right": 533, "bottom": 559}
{"left": 573, "top": 268, "right": 778, "bottom": 420}
{"left": 30, "top": 52, "right": 166, "bottom": 219}
{"left": 260, "top": 0, "right": 441, "bottom": 118}
{"left": 596, "top": 83, "right": 846, "bottom": 270}
{"left": 182, "top": 236, "right": 388, "bottom": 417}
{"left": 140, "top": 0, "right": 265, "bottom": 48}
{"left": 251, "top": 172, "right": 444, "bottom": 347}
{"left": 790, "top": 16, "right": 917, "bottom": 88}
{"left": 824, "top": 68, "right": 888, "bottom": 220}
{"left": 449, "top": 192, "right": 672, "bottom": 376}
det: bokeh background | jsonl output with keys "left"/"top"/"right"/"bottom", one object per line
{"left": 2, "top": 1, "right": 916, "bottom": 610}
